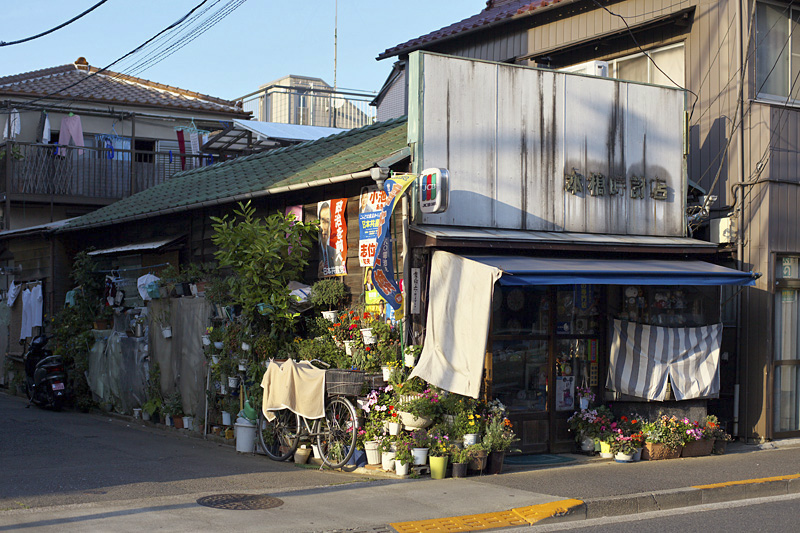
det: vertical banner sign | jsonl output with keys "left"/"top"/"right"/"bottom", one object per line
{"left": 410, "top": 268, "right": 421, "bottom": 315}
{"left": 371, "top": 173, "right": 416, "bottom": 310}
{"left": 358, "top": 186, "right": 388, "bottom": 267}
{"left": 318, "top": 198, "right": 348, "bottom": 277}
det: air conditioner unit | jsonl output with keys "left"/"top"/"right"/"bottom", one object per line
{"left": 710, "top": 216, "right": 736, "bottom": 244}
{"left": 559, "top": 60, "right": 609, "bottom": 77}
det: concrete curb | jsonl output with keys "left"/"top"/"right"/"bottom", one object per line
{"left": 389, "top": 474, "right": 800, "bottom": 532}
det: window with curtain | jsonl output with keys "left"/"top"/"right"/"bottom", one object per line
{"left": 610, "top": 43, "right": 685, "bottom": 87}
{"left": 756, "top": 2, "right": 800, "bottom": 101}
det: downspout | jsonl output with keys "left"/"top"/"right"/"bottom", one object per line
{"left": 401, "top": 193, "right": 410, "bottom": 346}
{"left": 4, "top": 101, "right": 11, "bottom": 230}
{"left": 734, "top": 0, "right": 746, "bottom": 438}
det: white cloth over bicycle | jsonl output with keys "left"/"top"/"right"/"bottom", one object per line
{"left": 261, "top": 359, "right": 326, "bottom": 422}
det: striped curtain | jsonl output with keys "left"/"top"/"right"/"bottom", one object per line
{"left": 607, "top": 320, "right": 722, "bottom": 401}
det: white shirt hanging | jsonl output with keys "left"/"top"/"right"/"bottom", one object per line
{"left": 2, "top": 109, "right": 21, "bottom": 140}
{"left": 7, "top": 281, "right": 20, "bottom": 307}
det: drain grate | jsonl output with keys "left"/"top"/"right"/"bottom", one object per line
{"left": 196, "top": 493, "right": 284, "bottom": 511}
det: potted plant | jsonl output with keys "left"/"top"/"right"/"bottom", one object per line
{"left": 609, "top": 429, "right": 638, "bottom": 462}
{"left": 576, "top": 385, "right": 595, "bottom": 410}
{"left": 394, "top": 434, "right": 413, "bottom": 476}
{"left": 450, "top": 445, "right": 470, "bottom": 478}
{"left": 164, "top": 391, "right": 184, "bottom": 428}
{"left": 209, "top": 325, "right": 225, "bottom": 349}
{"left": 142, "top": 398, "right": 161, "bottom": 423}
{"left": 427, "top": 427, "right": 451, "bottom": 479}
{"left": 151, "top": 307, "right": 172, "bottom": 339}
{"left": 705, "top": 415, "right": 732, "bottom": 454}
{"left": 378, "top": 435, "right": 396, "bottom": 471}
{"left": 362, "top": 418, "right": 383, "bottom": 465}
{"left": 682, "top": 418, "right": 715, "bottom": 457}
{"left": 483, "top": 414, "right": 517, "bottom": 474}
{"left": 410, "top": 428, "right": 430, "bottom": 465}
{"left": 397, "top": 388, "right": 440, "bottom": 430}
{"left": 310, "top": 278, "right": 347, "bottom": 321}
{"left": 466, "top": 443, "right": 488, "bottom": 472}
{"left": 641, "top": 415, "right": 689, "bottom": 460}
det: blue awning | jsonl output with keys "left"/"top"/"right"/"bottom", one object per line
{"left": 463, "top": 256, "right": 757, "bottom": 286}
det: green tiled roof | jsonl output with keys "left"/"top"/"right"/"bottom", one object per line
{"left": 61, "top": 116, "right": 408, "bottom": 231}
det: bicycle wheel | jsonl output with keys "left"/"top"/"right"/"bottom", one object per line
{"left": 258, "top": 408, "right": 301, "bottom": 461}
{"left": 317, "top": 397, "right": 357, "bottom": 468}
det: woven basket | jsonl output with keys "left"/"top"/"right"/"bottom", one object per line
{"left": 325, "top": 369, "right": 365, "bottom": 396}
{"left": 681, "top": 439, "right": 714, "bottom": 457}
{"left": 641, "top": 442, "right": 682, "bottom": 460}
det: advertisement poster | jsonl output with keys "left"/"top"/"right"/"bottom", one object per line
{"left": 371, "top": 173, "right": 416, "bottom": 311}
{"left": 556, "top": 376, "right": 575, "bottom": 411}
{"left": 358, "top": 186, "right": 387, "bottom": 267}
{"left": 318, "top": 198, "right": 347, "bottom": 277}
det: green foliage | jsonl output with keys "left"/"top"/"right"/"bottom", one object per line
{"left": 310, "top": 278, "right": 347, "bottom": 310}
{"left": 295, "top": 338, "right": 350, "bottom": 369}
{"left": 164, "top": 391, "right": 184, "bottom": 417}
{"left": 210, "top": 201, "right": 318, "bottom": 336}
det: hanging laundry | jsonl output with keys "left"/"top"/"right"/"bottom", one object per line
{"left": 6, "top": 280, "right": 20, "bottom": 307}
{"left": 20, "top": 288, "right": 32, "bottom": 339}
{"left": 176, "top": 130, "right": 186, "bottom": 170}
{"left": 2, "top": 108, "right": 21, "bottom": 140}
{"left": 58, "top": 115, "right": 85, "bottom": 155}
{"left": 30, "top": 284, "right": 43, "bottom": 330}
{"left": 36, "top": 111, "right": 51, "bottom": 143}
{"left": 189, "top": 130, "right": 200, "bottom": 155}
{"left": 137, "top": 273, "right": 160, "bottom": 301}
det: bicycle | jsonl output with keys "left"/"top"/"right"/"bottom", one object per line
{"left": 257, "top": 360, "right": 360, "bottom": 469}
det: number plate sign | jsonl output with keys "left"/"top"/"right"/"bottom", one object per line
{"left": 51, "top": 382, "right": 65, "bottom": 391}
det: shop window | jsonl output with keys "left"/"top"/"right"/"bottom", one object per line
{"left": 611, "top": 285, "right": 719, "bottom": 327}
{"left": 755, "top": 2, "right": 800, "bottom": 102}
{"left": 492, "top": 340, "right": 549, "bottom": 413}
{"left": 610, "top": 43, "right": 685, "bottom": 87}
{"left": 492, "top": 286, "right": 549, "bottom": 335}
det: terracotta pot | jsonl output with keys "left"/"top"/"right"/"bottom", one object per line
{"left": 641, "top": 442, "right": 682, "bottom": 460}
{"left": 172, "top": 416, "right": 184, "bottom": 430}
{"left": 681, "top": 439, "right": 714, "bottom": 457}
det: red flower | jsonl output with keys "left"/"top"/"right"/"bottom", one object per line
{"left": 631, "top": 419, "right": 638, "bottom": 424}
{"left": 389, "top": 405, "right": 394, "bottom": 410}
{"left": 365, "top": 346, "right": 371, "bottom": 351}
{"left": 621, "top": 416, "right": 628, "bottom": 422}
{"left": 392, "top": 412, "right": 398, "bottom": 417}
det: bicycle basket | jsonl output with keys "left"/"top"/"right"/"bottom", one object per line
{"left": 325, "top": 369, "right": 365, "bottom": 396}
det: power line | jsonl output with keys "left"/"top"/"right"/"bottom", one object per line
{"left": 20, "top": 0, "right": 214, "bottom": 108}
{"left": 0, "top": 1, "right": 110, "bottom": 47}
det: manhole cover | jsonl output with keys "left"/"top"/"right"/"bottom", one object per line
{"left": 196, "top": 494, "right": 284, "bottom": 510}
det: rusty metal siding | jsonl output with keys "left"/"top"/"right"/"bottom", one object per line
{"left": 411, "top": 52, "right": 686, "bottom": 236}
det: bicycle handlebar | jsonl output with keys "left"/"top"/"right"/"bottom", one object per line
{"left": 308, "top": 359, "right": 331, "bottom": 369}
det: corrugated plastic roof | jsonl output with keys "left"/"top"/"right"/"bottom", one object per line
{"left": 60, "top": 116, "right": 408, "bottom": 231}
{"left": 378, "top": 0, "right": 575, "bottom": 60}
{"left": 0, "top": 59, "right": 248, "bottom": 116}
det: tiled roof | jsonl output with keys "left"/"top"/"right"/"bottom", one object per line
{"left": 0, "top": 58, "right": 247, "bottom": 116}
{"left": 377, "top": 0, "right": 575, "bottom": 60}
{"left": 60, "top": 116, "right": 408, "bottom": 231}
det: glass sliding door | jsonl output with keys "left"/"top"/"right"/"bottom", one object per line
{"left": 773, "top": 256, "right": 800, "bottom": 436}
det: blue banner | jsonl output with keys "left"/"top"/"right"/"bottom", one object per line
{"left": 371, "top": 173, "right": 416, "bottom": 311}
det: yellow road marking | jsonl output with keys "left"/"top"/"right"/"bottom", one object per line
{"left": 390, "top": 499, "right": 584, "bottom": 532}
{"left": 693, "top": 473, "right": 800, "bottom": 490}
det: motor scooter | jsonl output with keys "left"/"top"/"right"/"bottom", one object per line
{"left": 23, "top": 335, "right": 67, "bottom": 410}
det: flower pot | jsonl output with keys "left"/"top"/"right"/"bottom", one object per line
{"left": 241, "top": 342, "right": 251, "bottom": 351}
{"left": 381, "top": 451, "right": 396, "bottom": 471}
{"left": 294, "top": 447, "right": 312, "bottom": 464}
{"left": 580, "top": 436, "right": 595, "bottom": 452}
{"left": 214, "top": 341, "right": 224, "bottom": 349}
{"left": 614, "top": 451, "right": 634, "bottom": 463}
{"left": 452, "top": 462, "right": 468, "bottom": 478}
{"left": 228, "top": 376, "right": 239, "bottom": 390}
{"left": 411, "top": 447, "right": 429, "bottom": 466}
{"left": 713, "top": 440, "right": 728, "bottom": 455}
{"left": 429, "top": 455, "right": 448, "bottom": 479}
{"left": 463, "top": 433, "right": 480, "bottom": 447}
{"left": 142, "top": 411, "right": 151, "bottom": 422}
{"left": 387, "top": 421, "right": 401, "bottom": 436}
{"left": 594, "top": 439, "right": 602, "bottom": 452}
{"left": 344, "top": 340, "right": 354, "bottom": 356}
{"left": 632, "top": 448, "right": 643, "bottom": 462}
{"left": 133, "top": 408, "right": 142, "bottom": 419}
{"left": 322, "top": 310, "right": 338, "bottom": 322}
{"left": 172, "top": 416, "right": 184, "bottom": 430}
{"left": 222, "top": 411, "right": 232, "bottom": 426}
{"left": 579, "top": 397, "right": 590, "bottom": 410}
{"left": 202, "top": 335, "right": 211, "bottom": 346}
{"left": 381, "top": 365, "right": 392, "bottom": 381}
{"left": 238, "top": 363, "right": 247, "bottom": 371}
{"left": 599, "top": 441, "right": 614, "bottom": 459}
{"left": 404, "top": 350, "right": 416, "bottom": 367}
{"left": 346, "top": 447, "right": 367, "bottom": 467}
{"left": 182, "top": 416, "right": 194, "bottom": 431}
{"left": 361, "top": 328, "right": 377, "bottom": 345}
{"left": 641, "top": 442, "right": 682, "bottom": 460}
{"left": 161, "top": 326, "right": 172, "bottom": 339}
{"left": 395, "top": 460, "right": 410, "bottom": 476}
{"left": 486, "top": 451, "right": 505, "bottom": 475}
{"left": 469, "top": 450, "right": 488, "bottom": 472}
{"left": 164, "top": 414, "right": 174, "bottom": 427}
{"left": 364, "top": 440, "right": 381, "bottom": 465}
{"left": 399, "top": 411, "right": 433, "bottom": 430}
{"left": 681, "top": 439, "right": 714, "bottom": 458}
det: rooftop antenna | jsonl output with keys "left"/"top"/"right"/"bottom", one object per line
{"left": 334, "top": 0, "right": 338, "bottom": 92}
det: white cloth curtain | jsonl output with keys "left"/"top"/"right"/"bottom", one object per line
{"left": 607, "top": 319, "right": 722, "bottom": 401}
{"left": 410, "top": 251, "right": 502, "bottom": 398}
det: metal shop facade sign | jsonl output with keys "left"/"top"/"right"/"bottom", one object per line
{"left": 564, "top": 169, "right": 668, "bottom": 201}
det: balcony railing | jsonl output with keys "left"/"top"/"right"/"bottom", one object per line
{"left": 241, "top": 85, "right": 376, "bottom": 129}
{"left": 0, "top": 142, "right": 218, "bottom": 202}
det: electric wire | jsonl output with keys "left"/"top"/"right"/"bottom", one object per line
{"left": 0, "top": 0, "right": 110, "bottom": 47}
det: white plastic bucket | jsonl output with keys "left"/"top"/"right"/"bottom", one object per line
{"left": 235, "top": 421, "right": 257, "bottom": 453}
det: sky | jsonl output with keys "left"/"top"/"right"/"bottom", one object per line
{"left": 1, "top": 0, "right": 486, "bottom": 101}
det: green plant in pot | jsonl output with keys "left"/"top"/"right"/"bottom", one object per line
{"left": 310, "top": 278, "right": 347, "bottom": 318}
